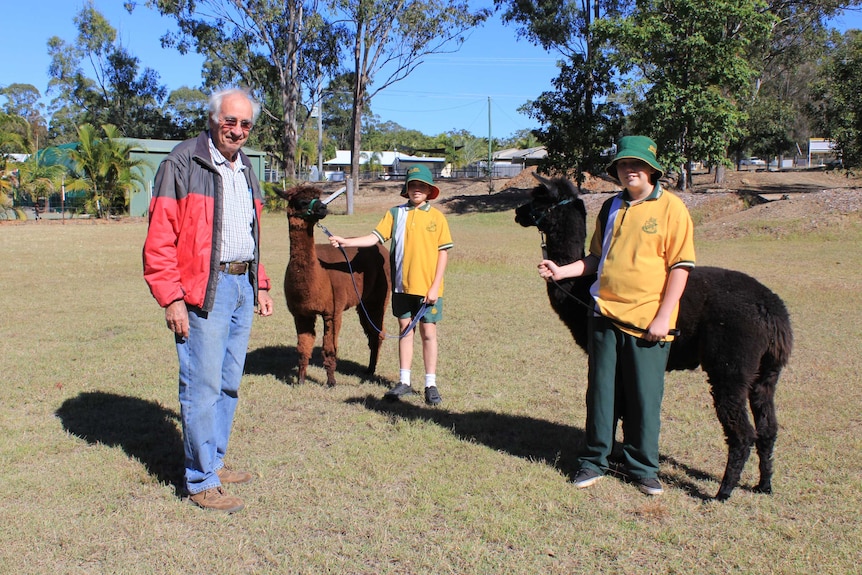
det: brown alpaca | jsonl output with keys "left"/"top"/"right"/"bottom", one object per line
{"left": 277, "top": 185, "right": 391, "bottom": 386}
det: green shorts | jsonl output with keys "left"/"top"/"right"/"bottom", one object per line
{"left": 392, "top": 293, "right": 443, "bottom": 323}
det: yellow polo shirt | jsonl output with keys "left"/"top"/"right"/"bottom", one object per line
{"left": 373, "top": 202, "right": 453, "bottom": 296}
{"left": 589, "top": 185, "right": 695, "bottom": 339}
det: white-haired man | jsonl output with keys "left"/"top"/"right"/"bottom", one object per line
{"left": 144, "top": 88, "right": 274, "bottom": 512}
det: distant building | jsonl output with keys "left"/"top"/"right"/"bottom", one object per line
{"left": 322, "top": 150, "right": 446, "bottom": 181}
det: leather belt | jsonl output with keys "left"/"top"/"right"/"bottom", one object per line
{"left": 219, "top": 261, "right": 250, "bottom": 275}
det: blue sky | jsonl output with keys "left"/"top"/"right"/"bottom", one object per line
{"left": 0, "top": 0, "right": 558, "bottom": 140}
{"left": 2, "top": 1, "right": 861, "bottom": 141}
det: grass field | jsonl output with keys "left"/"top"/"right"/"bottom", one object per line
{"left": 1, "top": 202, "right": 860, "bottom": 574}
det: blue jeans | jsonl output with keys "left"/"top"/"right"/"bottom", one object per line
{"left": 176, "top": 272, "right": 254, "bottom": 494}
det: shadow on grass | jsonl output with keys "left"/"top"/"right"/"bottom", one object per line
{"left": 245, "top": 344, "right": 393, "bottom": 388}
{"left": 347, "top": 395, "right": 724, "bottom": 500}
{"left": 55, "top": 391, "right": 184, "bottom": 495}
{"left": 346, "top": 394, "right": 584, "bottom": 480}
{"left": 438, "top": 186, "right": 533, "bottom": 215}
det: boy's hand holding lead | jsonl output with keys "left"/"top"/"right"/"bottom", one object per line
{"left": 538, "top": 260, "right": 559, "bottom": 281}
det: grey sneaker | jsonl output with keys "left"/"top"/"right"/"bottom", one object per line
{"left": 572, "top": 468, "right": 603, "bottom": 489}
{"left": 384, "top": 383, "right": 416, "bottom": 401}
{"left": 424, "top": 386, "right": 442, "bottom": 405}
{"left": 635, "top": 477, "right": 664, "bottom": 496}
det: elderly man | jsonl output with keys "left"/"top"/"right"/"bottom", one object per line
{"left": 143, "top": 88, "right": 274, "bottom": 513}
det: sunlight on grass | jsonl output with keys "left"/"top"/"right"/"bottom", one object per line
{"left": 0, "top": 211, "right": 860, "bottom": 573}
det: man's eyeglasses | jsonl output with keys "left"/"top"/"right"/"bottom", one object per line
{"left": 221, "top": 116, "right": 254, "bottom": 131}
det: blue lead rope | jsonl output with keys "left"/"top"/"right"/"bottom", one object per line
{"left": 317, "top": 223, "right": 428, "bottom": 339}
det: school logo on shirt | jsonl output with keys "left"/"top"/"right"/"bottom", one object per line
{"left": 642, "top": 217, "right": 658, "bottom": 234}
{"left": 427, "top": 221, "right": 437, "bottom": 233}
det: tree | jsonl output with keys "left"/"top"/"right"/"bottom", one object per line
{"left": 527, "top": 57, "right": 623, "bottom": 185}
{"left": 0, "top": 84, "right": 47, "bottom": 150}
{"left": 0, "top": 113, "right": 32, "bottom": 167}
{"left": 65, "top": 124, "right": 146, "bottom": 218}
{"left": 598, "top": 0, "right": 775, "bottom": 189}
{"left": 162, "top": 87, "right": 210, "bottom": 140}
{"left": 328, "top": 0, "right": 488, "bottom": 193}
{"left": 138, "top": 0, "right": 344, "bottom": 179}
{"left": 46, "top": 2, "right": 170, "bottom": 140}
{"left": 810, "top": 29, "right": 862, "bottom": 168}
{"left": 495, "top": 0, "right": 626, "bottom": 188}
{"left": 13, "top": 153, "right": 67, "bottom": 207}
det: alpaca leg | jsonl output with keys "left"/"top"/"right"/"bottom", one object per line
{"left": 356, "top": 300, "right": 385, "bottom": 375}
{"left": 749, "top": 370, "right": 780, "bottom": 494}
{"left": 321, "top": 313, "right": 341, "bottom": 387}
{"left": 294, "top": 315, "right": 317, "bottom": 385}
{"left": 711, "top": 383, "right": 757, "bottom": 501}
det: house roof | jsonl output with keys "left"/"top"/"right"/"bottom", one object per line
{"left": 493, "top": 146, "right": 547, "bottom": 162}
{"left": 323, "top": 150, "right": 445, "bottom": 166}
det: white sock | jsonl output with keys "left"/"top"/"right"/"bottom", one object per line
{"left": 400, "top": 369, "right": 411, "bottom": 386}
{"left": 425, "top": 374, "right": 437, "bottom": 388}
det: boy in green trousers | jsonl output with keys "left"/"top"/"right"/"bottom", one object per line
{"left": 538, "top": 136, "right": 695, "bottom": 495}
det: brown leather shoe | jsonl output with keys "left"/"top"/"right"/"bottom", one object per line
{"left": 217, "top": 467, "right": 254, "bottom": 484}
{"left": 189, "top": 486, "right": 244, "bottom": 513}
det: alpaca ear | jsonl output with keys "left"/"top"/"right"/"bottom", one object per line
{"left": 532, "top": 172, "right": 552, "bottom": 187}
{"left": 274, "top": 187, "right": 293, "bottom": 201}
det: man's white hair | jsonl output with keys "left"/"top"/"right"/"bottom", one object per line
{"left": 208, "top": 88, "right": 261, "bottom": 125}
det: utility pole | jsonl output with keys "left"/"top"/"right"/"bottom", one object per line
{"left": 316, "top": 69, "right": 323, "bottom": 179}
{"left": 487, "top": 97, "right": 494, "bottom": 193}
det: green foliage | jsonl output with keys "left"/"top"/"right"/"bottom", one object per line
{"left": 0, "top": 112, "right": 32, "bottom": 161}
{"left": 64, "top": 123, "right": 147, "bottom": 218}
{"left": 528, "top": 58, "right": 624, "bottom": 186}
{"left": 598, "top": 0, "right": 776, "bottom": 187}
{"left": 145, "top": 0, "right": 346, "bottom": 178}
{"left": 13, "top": 153, "right": 67, "bottom": 205}
{"left": 0, "top": 84, "right": 48, "bottom": 148}
{"left": 46, "top": 2, "right": 170, "bottom": 141}
{"left": 810, "top": 29, "right": 862, "bottom": 169}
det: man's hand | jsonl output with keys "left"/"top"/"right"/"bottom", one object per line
{"left": 165, "top": 300, "right": 189, "bottom": 338}
{"left": 257, "top": 290, "right": 274, "bottom": 316}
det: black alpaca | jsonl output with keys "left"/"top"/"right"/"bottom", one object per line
{"left": 515, "top": 175, "right": 793, "bottom": 500}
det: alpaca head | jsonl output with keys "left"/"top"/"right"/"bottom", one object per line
{"left": 279, "top": 185, "right": 328, "bottom": 224}
{"left": 515, "top": 174, "right": 588, "bottom": 262}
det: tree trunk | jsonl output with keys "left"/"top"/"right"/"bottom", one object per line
{"left": 349, "top": 28, "right": 365, "bottom": 210}
{"left": 714, "top": 164, "right": 726, "bottom": 185}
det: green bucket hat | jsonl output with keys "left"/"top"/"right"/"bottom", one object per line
{"left": 606, "top": 135, "right": 664, "bottom": 184}
{"left": 401, "top": 164, "right": 440, "bottom": 200}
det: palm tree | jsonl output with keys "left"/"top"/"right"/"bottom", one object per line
{"left": 15, "top": 155, "right": 66, "bottom": 208}
{"left": 65, "top": 124, "right": 146, "bottom": 218}
{"left": 0, "top": 112, "right": 32, "bottom": 170}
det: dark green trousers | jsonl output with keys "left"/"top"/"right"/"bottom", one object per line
{"left": 578, "top": 316, "right": 671, "bottom": 479}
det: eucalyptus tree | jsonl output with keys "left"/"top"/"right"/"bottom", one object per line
{"left": 597, "top": 0, "right": 776, "bottom": 189}
{"left": 0, "top": 84, "right": 47, "bottom": 150}
{"left": 137, "top": 0, "right": 344, "bottom": 178}
{"left": 0, "top": 113, "right": 32, "bottom": 167}
{"left": 46, "top": 3, "right": 169, "bottom": 140}
{"left": 327, "top": 0, "right": 489, "bottom": 192}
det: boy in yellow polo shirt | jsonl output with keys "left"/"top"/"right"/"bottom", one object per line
{"left": 538, "top": 136, "right": 695, "bottom": 495}
{"left": 329, "top": 165, "right": 453, "bottom": 405}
